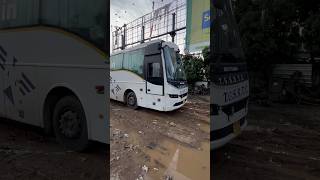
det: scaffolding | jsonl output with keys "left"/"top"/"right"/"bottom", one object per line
{"left": 112, "top": 0, "right": 186, "bottom": 52}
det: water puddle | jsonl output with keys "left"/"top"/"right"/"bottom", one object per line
{"left": 145, "top": 140, "right": 210, "bottom": 180}
{"left": 198, "top": 121, "right": 210, "bottom": 133}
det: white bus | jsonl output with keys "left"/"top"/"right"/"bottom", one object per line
{"left": 0, "top": 0, "right": 108, "bottom": 151}
{"left": 110, "top": 40, "right": 188, "bottom": 111}
{"left": 211, "top": 0, "right": 249, "bottom": 149}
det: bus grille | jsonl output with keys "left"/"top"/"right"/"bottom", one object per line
{"left": 174, "top": 101, "right": 183, "bottom": 107}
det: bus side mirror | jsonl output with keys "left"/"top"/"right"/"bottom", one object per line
{"left": 213, "top": 0, "right": 224, "bottom": 10}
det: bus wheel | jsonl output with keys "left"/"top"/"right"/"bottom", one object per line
{"left": 126, "top": 91, "right": 138, "bottom": 109}
{"left": 52, "top": 96, "right": 89, "bottom": 152}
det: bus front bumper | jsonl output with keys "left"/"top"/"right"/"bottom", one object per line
{"left": 164, "top": 95, "right": 188, "bottom": 111}
{"left": 210, "top": 118, "right": 247, "bottom": 150}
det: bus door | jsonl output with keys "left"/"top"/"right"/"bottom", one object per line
{"left": 144, "top": 53, "right": 164, "bottom": 96}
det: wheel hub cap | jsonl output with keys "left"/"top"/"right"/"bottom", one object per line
{"left": 59, "top": 110, "right": 81, "bottom": 138}
{"left": 128, "top": 96, "right": 135, "bottom": 106}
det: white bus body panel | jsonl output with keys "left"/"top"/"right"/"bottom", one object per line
{"left": 212, "top": 80, "right": 249, "bottom": 129}
{"left": 146, "top": 82, "right": 163, "bottom": 95}
{"left": 211, "top": 80, "right": 249, "bottom": 149}
{"left": 110, "top": 70, "right": 145, "bottom": 104}
{"left": 110, "top": 40, "right": 188, "bottom": 112}
{"left": 0, "top": 27, "right": 108, "bottom": 144}
{"left": 110, "top": 70, "right": 188, "bottom": 111}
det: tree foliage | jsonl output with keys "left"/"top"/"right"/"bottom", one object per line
{"left": 182, "top": 54, "right": 205, "bottom": 85}
{"left": 304, "top": 12, "right": 320, "bottom": 59}
{"left": 202, "top": 47, "right": 210, "bottom": 81}
{"left": 233, "top": 0, "right": 320, "bottom": 70}
{"left": 181, "top": 47, "right": 210, "bottom": 85}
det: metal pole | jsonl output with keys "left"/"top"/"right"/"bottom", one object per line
{"left": 141, "top": 17, "right": 145, "bottom": 43}
{"left": 122, "top": 24, "right": 127, "bottom": 50}
{"left": 171, "top": 13, "right": 176, "bottom": 43}
{"left": 152, "top": 1, "right": 155, "bottom": 11}
{"left": 141, "top": 25, "right": 145, "bottom": 43}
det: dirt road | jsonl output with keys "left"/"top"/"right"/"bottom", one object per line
{"left": 110, "top": 95, "right": 210, "bottom": 180}
{"left": 0, "top": 119, "right": 108, "bottom": 180}
{"left": 213, "top": 103, "right": 320, "bottom": 180}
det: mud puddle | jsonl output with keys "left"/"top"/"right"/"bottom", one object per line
{"left": 110, "top": 96, "right": 210, "bottom": 180}
{"left": 143, "top": 139, "right": 210, "bottom": 180}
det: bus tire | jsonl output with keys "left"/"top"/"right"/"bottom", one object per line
{"left": 52, "top": 96, "right": 89, "bottom": 152}
{"left": 126, "top": 91, "right": 138, "bottom": 109}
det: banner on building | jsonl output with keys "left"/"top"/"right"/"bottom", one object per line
{"left": 186, "top": 0, "right": 210, "bottom": 53}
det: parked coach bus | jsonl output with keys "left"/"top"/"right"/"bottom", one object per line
{"left": 211, "top": 0, "right": 249, "bottom": 149}
{"left": 0, "top": 0, "right": 108, "bottom": 151}
{"left": 110, "top": 40, "right": 188, "bottom": 111}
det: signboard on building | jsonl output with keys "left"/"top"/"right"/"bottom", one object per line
{"left": 186, "top": 0, "right": 210, "bottom": 53}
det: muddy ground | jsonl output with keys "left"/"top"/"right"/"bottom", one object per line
{"left": 213, "top": 103, "right": 320, "bottom": 180}
{"left": 0, "top": 119, "right": 108, "bottom": 180}
{"left": 110, "top": 95, "right": 210, "bottom": 180}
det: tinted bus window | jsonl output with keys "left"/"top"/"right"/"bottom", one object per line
{"left": 123, "top": 50, "right": 144, "bottom": 76}
{"left": 111, "top": 54, "right": 123, "bottom": 70}
{"left": 0, "top": 0, "right": 107, "bottom": 50}
{"left": 0, "top": 0, "right": 39, "bottom": 27}
{"left": 40, "top": 0, "right": 106, "bottom": 49}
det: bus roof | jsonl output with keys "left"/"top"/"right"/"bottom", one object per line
{"left": 111, "top": 40, "right": 178, "bottom": 56}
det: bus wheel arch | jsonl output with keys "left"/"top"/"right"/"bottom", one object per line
{"left": 124, "top": 89, "right": 138, "bottom": 109}
{"left": 43, "top": 87, "right": 76, "bottom": 134}
{"left": 43, "top": 87, "right": 89, "bottom": 151}
{"left": 44, "top": 87, "right": 78, "bottom": 134}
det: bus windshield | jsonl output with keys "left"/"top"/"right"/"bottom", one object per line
{"left": 163, "top": 46, "right": 187, "bottom": 82}
{"left": 213, "top": 0, "right": 245, "bottom": 63}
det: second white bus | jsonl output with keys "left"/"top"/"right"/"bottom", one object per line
{"left": 0, "top": 0, "right": 108, "bottom": 151}
{"left": 110, "top": 40, "right": 188, "bottom": 111}
{"left": 211, "top": 0, "right": 250, "bottom": 149}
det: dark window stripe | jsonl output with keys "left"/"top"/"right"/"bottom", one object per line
{"left": 21, "top": 73, "right": 35, "bottom": 90}
{"left": 0, "top": 63, "right": 4, "bottom": 70}
{"left": 211, "top": 117, "right": 246, "bottom": 141}
{"left": 19, "top": 88, "right": 26, "bottom": 96}
{"left": 0, "top": 54, "right": 6, "bottom": 63}
{"left": 19, "top": 80, "right": 30, "bottom": 93}
{"left": 0, "top": 45, "right": 7, "bottom": 56}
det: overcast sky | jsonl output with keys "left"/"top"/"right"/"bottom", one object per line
{"left": 111, "top": 0, "right": 177, "bottom": 27}
{"left": 110, "top": 0, "right": 179, "bottom": 52}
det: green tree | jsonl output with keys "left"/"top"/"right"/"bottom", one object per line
{"left": 182, "top": 54, "right": 205, "bottom": 86}
{"left": 234, "top": 0, "right": 305, "bottom": 70}
{"left": 303, "top": 12, "right": 320, "bottom": 61}
{"left": 202, "top": 47, "right": 210, "bottom": 81}
{"left": 234, "top": 0, "right": 320, "bottom": 69}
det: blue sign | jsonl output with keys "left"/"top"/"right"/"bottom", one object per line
{"left": 202, "top": 10, "right": 211, "bottom": 29}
